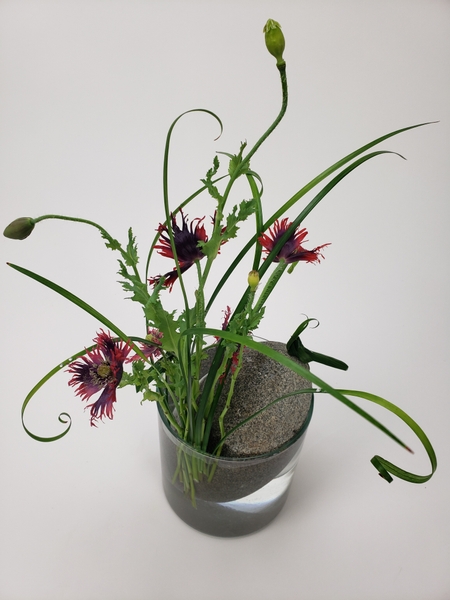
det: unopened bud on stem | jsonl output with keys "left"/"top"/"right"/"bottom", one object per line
{"left": 3, "top": 217, "right": 35, "bottom": 240}
{"left": 263, "top": 19, "right": 285, "bottom": 67}
{"left": 248, "top": 270, "right": 260, "bottom": 291}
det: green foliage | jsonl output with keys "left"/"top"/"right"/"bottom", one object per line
{"left": 5, "top": 22, "right": 436, "bottom": 494}
{"left": 223, "top": 199, "right": 257, "bottom": 241}
{"left": 218, "top": 141, "right": 249, "bottom": 177}
{"left": 118, "top": 262, "right": 150, "bottom": 305}
{"left": 100, "top": 229, "right": 122, "bottom": 252}
{"left": 200, "top": 156, "right": 223, "bottom": 203}
{"left": 287, "top": 318, "right": 348, "bottom": 370}
{"left": 123, "top": 228, "right": 139, "bottom": 266}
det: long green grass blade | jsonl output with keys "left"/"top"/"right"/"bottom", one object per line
{"left": 207, "top": 150, "right": 401, "bottom": 322}
{"left": 336, "top": 390, "right": 437, "bottom": 483}
{"left": 205, "top": 122, "right": 435, "bottom": 314}
{"left": 185, "top": 328, "right": 409, "bottom": 446}
{"left": 20, "top": 334, "right": 150, "bottom": 442}
{"left": 183, "top": 327, "right": 435, "bottom": 483}
{"left": 20, "top": 345, "right": 96, "bottom": 442}
{"left": 7, "top": 262, "right": 134, "bottom": 346}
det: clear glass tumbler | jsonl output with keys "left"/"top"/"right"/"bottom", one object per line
{"left": 157, "top": 398, "right": 313, "bottom": 537}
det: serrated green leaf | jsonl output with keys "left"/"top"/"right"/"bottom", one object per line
{"left": 100, "top": 229, "right": 122, "bottom": 252}
{"left": 118, "top": 260, "right": 150, "bottom": 305}
{"left": 200, "top": 155, "right": 223, "bottom": 203}
{"left": 124, "top": 227, "right": 139, "bottom": 267}
{"left": 219, "top": 141, "right": 248, "bottom": 177}
{"left": 223, "top": 198, "right": 257, "bottom": 241}
{"left": 247, "top": 306, "right": 265, "bottom": 331}
{"left": 145, "top": 301, "right": 180, "bottom": 355}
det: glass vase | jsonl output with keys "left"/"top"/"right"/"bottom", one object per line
{"left": 157, "top": 398, "right": 314, "bottom": 537}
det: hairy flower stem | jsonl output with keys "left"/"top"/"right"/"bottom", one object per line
{"left": 201, "top": 65, "right": 288, "bottom": 289}
{"left": 217, "top": 284, "right": 257, "bottom": 442}
{"left": 218, "top": 346, "right": 244, "bottom": 441}
{"left": 34, "top": 213, "right": 109, "bottom": 232}
{"left": 200, "top": 173, "right": 238, "bottom": 284}
{"left": 242, "top": 64, "right": 288, "bottom": 168}
{"left": 192, "top": 261, "right": 206, "bottom": 403}
{"left": 33, "top": 214, "right": 143, "bottom": 281}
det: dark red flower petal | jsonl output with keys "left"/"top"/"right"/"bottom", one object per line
{"left": 258, "top": 218, "right": 329, "bottom": 264}
{"left": 149, "top": 210, "right": 208, "bottom": 291}
{"left": 67, "top": 330, "right": 131, "bottom": 426}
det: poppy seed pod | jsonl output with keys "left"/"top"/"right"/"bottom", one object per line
{"left": 263, "top": 19, "right": 285, "bottom": 66}
{"left": 3, "top": 217, "right": 35, "bottom": 240}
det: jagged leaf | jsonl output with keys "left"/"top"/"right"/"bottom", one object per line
{"left": 118, "top": 261, "right": 150, "bottom": 306}
{"left": 145, "top": 301, "right": 180, "bottom": 355}
{"left": 123, "top": 227, "right": 139, "bottom": 267}
{"left": 223, "top": 198, "right": 257, "bottom": 241}
{"left": 201, "top": 155, "right": 223, "bottom": 202}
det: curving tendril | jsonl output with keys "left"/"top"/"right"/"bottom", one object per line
{"left": 183, "top": 327, "right": 437, "bottom": 485}
{"left": 20, "top": 347, "right": 91, "bottom": 442}
{"left": 337, "top": 389, "right": 437, "bottom": 483}
{"left": 20, "top": 336, "right": 150, "bottom": 442}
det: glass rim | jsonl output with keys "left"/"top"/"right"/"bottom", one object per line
{"left": 157, "top": 394, "right": 314, "bottom": 464}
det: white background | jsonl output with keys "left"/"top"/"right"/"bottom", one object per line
{"left": 1, "top": 1, "right": 449, "bottom": 599}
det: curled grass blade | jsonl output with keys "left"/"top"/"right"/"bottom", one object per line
{"left": 208, "top": 150, "right": 402, "bottom": 321}
{"left": 336, "top": 390, "right": 437, "bottom": 483}
{"left": 20, "top": 345, "right": 95, "bottom": 442}
{"left": 182, "top": 328, "right": 435, "bottom": 483}
{"left": 19, "top": 335, "right": 150, "bottom": 442}
{"left": 21, "top": 343, "right": 115, "bottom": 442}
{"left": 184, "top": 328, "right": 410, "bottom": 448}
{"left": 160, "top": 109, "right": 223, "bottom": 328}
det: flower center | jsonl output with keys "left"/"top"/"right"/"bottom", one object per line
{"left": 96, "top": 363, "right": 111, "bottom": 379}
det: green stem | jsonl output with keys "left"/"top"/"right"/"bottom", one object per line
{"left": 218, "top": 345, "right": 244, "bottom": 439}
{"left": 144, "top": 175, "right": 228, "bottom": 282}
{"left": 242, "top": 64, "right": 288, "bottom": 167}
{"left": 252, "top": 261, "right": 288, "bottom": 315}
{"left": 34, "top": 213, "right": 110, "bottom": 234}
{"left": 33, "top": 214, "right": 141, "bottom": 281}
{"left": 194, "top": 66, "right": 289, "bottom": 448}
{"left": 246, "top": 173, "right": 264, "bottom": 270}
{"left": 201, "top": 65, "right": 288, "bottom": 288}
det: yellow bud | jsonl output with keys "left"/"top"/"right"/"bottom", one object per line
{"left": 263, "top": 19, "right": 285, "bottom": 66}
{"left": 248, "top": 270, "right": 260, "bottom": 291}
{"left": 3, "top": 217, "right": 35, "bottom": 240}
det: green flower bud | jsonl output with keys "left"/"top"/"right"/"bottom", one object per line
{"left": 263, "top": 19, "right": 285, "bottom": 66}
{"left": 3, "top": 217, "right": 35, "bottom": 240}
{"left": 248, "top": 269, "right": 260, "bottom": 291}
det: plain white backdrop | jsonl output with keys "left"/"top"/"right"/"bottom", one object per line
{"left": 1, "top": 1, "right": 449, "bottom": 599}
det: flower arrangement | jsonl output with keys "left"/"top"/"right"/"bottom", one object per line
{"left": 4, "top": 19, "right": 436, "bottom": 492}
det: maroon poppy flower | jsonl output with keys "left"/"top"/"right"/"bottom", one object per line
{"left": 127, "top": 328, "right": 163, "bottom": 362}
{"left": 67, "top": 330, "right": 131, "bottom": 426}
{"left": 149, "top": 210, "right": 208, "bottom": 291}
{"left": 258, "top": 218, "right": 330, "bottom": 264}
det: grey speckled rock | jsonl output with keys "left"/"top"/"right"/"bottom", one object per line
{"left": 203, "top": 341, "right": 313, "bottom": 457}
